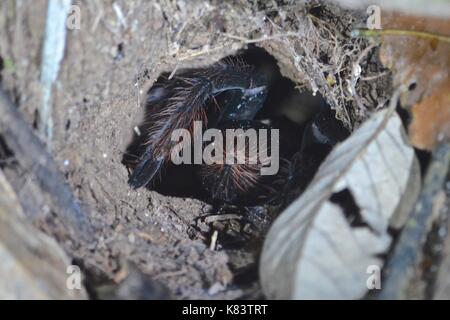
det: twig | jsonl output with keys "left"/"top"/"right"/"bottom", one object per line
{"left": 168, "top": 64, "right": 179, "bottom": 80}
{"left": 352, "top": 29, "right": 450, "bottom": 44}
{"left": 378, "top": 143, "right": 450, "bottom": 299}
{"left": 40, "top": 0, "right": 71, "bottom": 143}
{"left": 177, "top": 44, "right": 228, "bottom": 61}
{"left": 349, "top": 44, "right": 377, "bottom": 112}
{"left": 204, "top": 214, "right": 242, "bottom": 224}
{"left": 112, "top": 2, "right": 127, "bottom": 28}
{"left": 210, "top": 230, "right": 219, "bottom": 251}
{"left": 361, "top": 71, "right": 389, "bottom": 81}
{"left": 221, "top": 31, "right": 300, "bottom": 44}
{"left": 0, "top": 89, "right": 94, "bottom": 244}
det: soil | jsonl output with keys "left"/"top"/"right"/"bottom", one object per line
{"left": 0, "top": 0, "right": 392, "bottom": 299}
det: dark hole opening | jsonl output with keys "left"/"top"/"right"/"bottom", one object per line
{"left": 123, "top": 47, "right": 331, "bottom": 203}
{"left": 115, "top": 43, "right": 125, "bottom": 62}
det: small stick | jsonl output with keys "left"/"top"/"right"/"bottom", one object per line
{"left": 361, "top": 71, "right": 389, "bottom": 81}
{"left": 378, "top": 143, "right": 450, "bottom": 299}
{"left": 210, "top": 230, "right": 219, "bottom": 251}
{"left": 204, "top": 213, "right": 242, "bottom": 224}
{"left": 177, "top": 45, "right": 228, "bottom": 61}
{"left": 221, "top": 32, "right": 300, "bottom": 44}
{"left": 0, "top": 89, "right": 94, "bottom": 244}
{"left": 40, "top": 0, "right": 72, "bottom": 143}
{"left": 352, "top": 29, "right": 450, "bottom": 44}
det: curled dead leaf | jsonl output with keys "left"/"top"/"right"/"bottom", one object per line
{"left": 260, "top": 109, "right": 420, "bottom": 299}
{"left": 379, "top": 13, "right": 450, "bottom": 150}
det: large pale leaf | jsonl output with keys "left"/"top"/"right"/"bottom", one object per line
{"left": 260, "top": 109, "right": 420, "bottom": 299}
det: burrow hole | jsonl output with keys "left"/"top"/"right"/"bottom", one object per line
{"left": 123, "top": 47, "right": 329, "bottom": 204}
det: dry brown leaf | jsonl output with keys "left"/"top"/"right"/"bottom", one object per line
{"left": 379, "top": 13, "right": 450, "bottom": 150}
{"left": 410, "top": 79, "right": 450, "bottom": 149}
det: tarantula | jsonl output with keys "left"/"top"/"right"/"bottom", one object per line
{"left": 126, "top": 60, "right": 349, "bottom": 205}
{"left": 127, "top": 61, "right": 278, "bottom": 202}
{"left": 198, "top": 119, "right": 291, "bottom": 205}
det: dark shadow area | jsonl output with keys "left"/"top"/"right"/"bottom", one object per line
{"left": 396, "top": 102, "right": 431, "bottom": 176}
{"left": 330, "top": 188, "right": 368, "bottom": 229}
{"left": 0, "top": 134, "right": 15, "bottom": 169}
{"left": 123, "top": 46, "right": 327, "bottom": 203}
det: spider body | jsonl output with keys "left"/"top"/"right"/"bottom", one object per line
{"left": 199, "top": 120, "right": 288, "bottom": 205}
{"left": 128, "top": 61, "right": 267, "bottom": 189}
